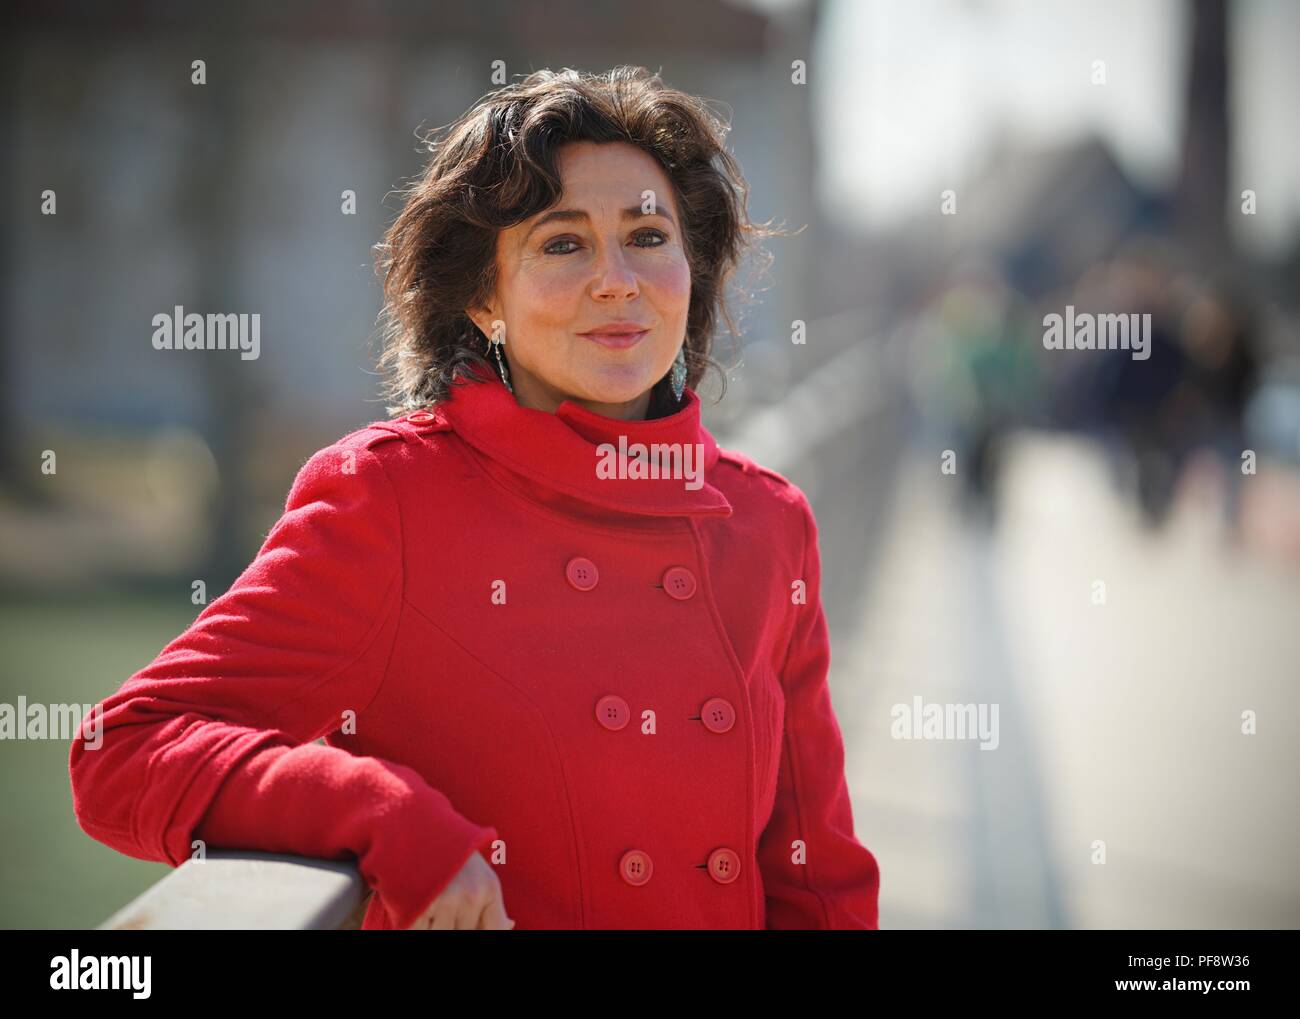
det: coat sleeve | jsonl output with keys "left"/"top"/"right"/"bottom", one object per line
{"left": 755, "top": 491, "right": 881, "bottom": 929}
{"left": 67, "top": 437, "right": 499, "bottom": 931}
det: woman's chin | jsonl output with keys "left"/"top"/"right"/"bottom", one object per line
{"left": 569, "top": 367, "right": 658, "bottom": 406}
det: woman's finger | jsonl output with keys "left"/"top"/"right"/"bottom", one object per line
{"left": 478, "top": 897, "right": 512, "bottom": 930}
{"left": 454, "top": 898, "right": 480, "bottom": 930}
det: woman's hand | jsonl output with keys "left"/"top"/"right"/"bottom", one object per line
{"left": 406, "top": 851, "right": 514, "bottom": 930}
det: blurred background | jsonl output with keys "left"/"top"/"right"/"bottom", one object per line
{"left": 3, "top": 0, "right": 1298, "bottom": 928}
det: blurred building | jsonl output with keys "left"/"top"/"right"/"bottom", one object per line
{"left": 4, "top": 0, "right": 824, "bottom": 589}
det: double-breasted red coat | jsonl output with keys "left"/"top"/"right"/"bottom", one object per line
{"left": 68, "top": 369, "right": 880, "bottom": 929}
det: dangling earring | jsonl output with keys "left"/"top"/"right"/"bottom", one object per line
{"left": 670, "top": 345, "right": 687, "bottom": 403}
{"left": 490, "top": 335, "right": 513, "bottom": 394}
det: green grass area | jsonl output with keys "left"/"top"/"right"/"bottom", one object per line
{"left": 0, "top": 592, "right": 199, "bottom": 929}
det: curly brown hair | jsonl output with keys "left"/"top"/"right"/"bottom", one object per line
{"left": 372, "top": 65, "right": 778, "bottom": 417}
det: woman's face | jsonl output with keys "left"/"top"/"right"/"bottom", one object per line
{"left": 467, "top": 140, "right": 692, "bottom": 420}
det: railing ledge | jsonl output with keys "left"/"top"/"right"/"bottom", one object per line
{"left": 98, "top": 851, "right": 369, "bottom": 930}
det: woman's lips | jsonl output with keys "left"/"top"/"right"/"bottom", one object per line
{"left": 579, "top": 329, "right": 649, "bottom": 349}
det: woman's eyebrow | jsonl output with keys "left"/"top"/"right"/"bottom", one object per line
{"left": 523, "top": 205, "right": 676, "bottom": 243}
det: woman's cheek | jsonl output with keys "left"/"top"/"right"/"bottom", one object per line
{"left": 643, "top": 256, "right": 691, "bottom": 303}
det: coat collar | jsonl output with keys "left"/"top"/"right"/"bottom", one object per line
{"left": 432, "top": 370, "right": 733, "bottom": 519}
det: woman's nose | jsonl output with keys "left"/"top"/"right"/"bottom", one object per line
{"left": 589, "top": 244, "right": 639, "bottom": 298}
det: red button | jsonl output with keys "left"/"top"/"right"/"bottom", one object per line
{"left": 407, "top": 411, "right": 436, "bottom": 424}
{"left": 620, "top": 849, "right": 653, "bottom": 886}
{"left": 707, "top": 847, "right": 740, "bottom": 884}
{"left": 595, "top": 695, "right": 630, "bottom": 731}
{"left": 662, "top": 566, "right": 697, "bottom": 600}
{"left": 565, "top": 557, "right": 599, "bottom": 591}
{"left": 700, "top": 697, "right": 735, "bottom": 734}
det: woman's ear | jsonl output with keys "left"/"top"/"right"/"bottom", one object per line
{"left": 465, "top": 301, "right": 497, "bottom": 340}
{"left": 464, "top": 307, "right": 487, "bottom": 339}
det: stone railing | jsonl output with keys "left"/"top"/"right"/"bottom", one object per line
{"left": 98, "top": 851, "right": 370, "bottom": 930}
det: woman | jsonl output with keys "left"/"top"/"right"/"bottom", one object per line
{"left": 68, "top": 66, "right": 880, "bottom": 930}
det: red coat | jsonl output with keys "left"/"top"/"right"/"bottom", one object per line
{"left": 68, "top": 371, "right": 880, "bottom": 929}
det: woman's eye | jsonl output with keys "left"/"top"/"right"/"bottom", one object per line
{"left": 544, "top": 237, "right": 580, "bottom": 255}
{"left": 543, "top": 230, "right": 667, "bottom": 255}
